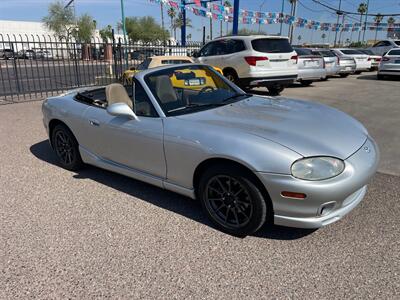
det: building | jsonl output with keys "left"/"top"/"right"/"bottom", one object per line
{"left": 387, "top": 28, "right": 400, "bottom": 40}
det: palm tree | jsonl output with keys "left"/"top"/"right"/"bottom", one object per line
{"left": 167, "top": 7, "right": 176, "bottom": 39}
{"left": 357, "top": 3, "right": 367, "bottom": 42}
{"left": 172, "top": 13, "right": 192, "bottom": 41}
{"left": 387, "top": 16, "right": 396, "bottom": 27}
{"left": 374, "top": 13, "right": 383, "bottom": 42}
{"left": 224, "top": 1, "right": 232, "bottom": 34}
{"left": 161, "top": 2, "right": 167, "bottom": 42}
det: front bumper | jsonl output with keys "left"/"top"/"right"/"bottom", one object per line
{"left": 257, "top": 137, "right": 379, "bottom": 229}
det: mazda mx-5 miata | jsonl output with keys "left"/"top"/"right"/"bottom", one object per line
{"left": 42, "top": 64, "right": 379, "bottom": 236}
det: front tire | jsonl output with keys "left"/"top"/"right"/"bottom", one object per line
{"left": 198, "top": 165, "right": 268, "bottom": 236}
{"left": 377, "top": 74, "right": 384, "bottom": 80}
{"left": 300, "top": 80, "right": 313, "bottom": 86}
{"left": 51, "top": 124, "right": 83, "bottom": 171}
{"left": 339, "top": 73, "right": 349, "bottom": 78}
{"left": 268, "top": 85, "right": 284, "bottom": 96}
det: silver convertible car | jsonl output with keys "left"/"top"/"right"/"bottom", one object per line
{"left": 42, "top": 64, "right": 379, "bottom": 236}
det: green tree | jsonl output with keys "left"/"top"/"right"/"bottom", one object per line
{"left": 357, "top": 2, "right": 368, "bottom": 42}
{"left": 373, "top": 13, "right": 383, "bottom": 42}
{"left": 125, "top": 16, "right": 168, "bottom": 44}
{"left": 42, "top": 0, "right": 75, "bottom": 42}
{"left": 297, "top": 34, "right": 302, "bottom": 44}
{"left": 229, "top": 28, "right": 266, "bottom": 36}
{"left": 99, "top": 25, "right": 113, "bottom": 43}
{"left": 321, "top": 33, "right": 327, "bottom": 43}
{"left": 74, "top": 14, "right": 96, "bottom": 43}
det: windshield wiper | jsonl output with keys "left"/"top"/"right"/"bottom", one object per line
{"left": 168, "top": 103, "right": 225, "bottom": 113}
{"left": 222, "top": 93, "right": 251, "bottom": 103}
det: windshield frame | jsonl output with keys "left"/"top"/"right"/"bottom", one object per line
{"left": 143, "top": 64, "right": 247, "bottom": 117}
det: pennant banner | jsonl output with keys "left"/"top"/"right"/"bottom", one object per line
{"left": 149, "top": 0, "right": 400, "bottom": 32}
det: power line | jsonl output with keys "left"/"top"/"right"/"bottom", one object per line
{"left": 311, "top": 0, "right": 400, "bottom": 16}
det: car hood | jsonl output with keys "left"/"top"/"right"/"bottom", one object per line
{"left": 175, "top": 96, "right": 367, "bottom": 159}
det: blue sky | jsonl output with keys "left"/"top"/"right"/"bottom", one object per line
{"left": 0, "top": 0, "right": 399, "bottom": 43}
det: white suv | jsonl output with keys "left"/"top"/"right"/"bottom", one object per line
{"left": 193, "top": 35, "right": 298, "bottom": 95}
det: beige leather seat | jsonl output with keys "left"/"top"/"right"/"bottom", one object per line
{"left": 105, "top": 83, "right": 133, "bottom": 109}
{"left": 154, "top": 75, "right": 177, "bottom": 104}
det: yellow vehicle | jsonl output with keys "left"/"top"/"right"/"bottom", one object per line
{"left": 122, "top": 55, "right": 223, "bottom": 85}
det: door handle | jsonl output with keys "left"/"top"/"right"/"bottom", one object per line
{"left": 89, "top": 119, "right": 100, "bottom": 126}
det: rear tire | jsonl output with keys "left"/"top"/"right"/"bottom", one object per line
{"left": 377, "top": 74, "right": 384, "bottom": 80}
{"left": 354, "top": 71, "right": 362, "bottom": 75}
{"left": 51, "top": 124, "right": 83, "bottom": 171}
{"left": 339, "top": 73, "right": 349, "bottom": 78}
{"left": 224, "top": 69, "right": 239, "bottom": 85}
{"left": 198, "top": 164, "right": 268, "bottom": 236}
{"left": 268, "top": 85, "right": 284, "bottom": 96}
{"left": 300, "top": 80, "right": 313, "bottom": 87}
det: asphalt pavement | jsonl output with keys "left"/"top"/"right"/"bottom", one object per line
{"left": 1, "top": 73, "right": 399, "bottom": 299}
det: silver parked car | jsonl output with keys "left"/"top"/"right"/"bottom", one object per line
{"left": 332, "top": 49, "right": 371, "bottom": 74}
{"left": 42, "top": 64, "right": 379, "bottom": 236}
{"left": 359, "top": 49, "right": 381, "bottom": 71}
{"left": 311, "top": 49, "right": 340, "bottom": 77}
{"left": 293, "top": 48, "right": 326, "bottom": 86}
{"left": 369, "top": 39, "right": 400, "bottom": 56}
{"left": 378, "top": 48, "right": 400, "bottom": 79}
{"left": 331, "top": 50, "right": 357, "bottom": 77}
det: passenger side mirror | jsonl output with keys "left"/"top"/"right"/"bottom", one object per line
{"left": 106, "top": 103, "right": 138, "bottom": 120}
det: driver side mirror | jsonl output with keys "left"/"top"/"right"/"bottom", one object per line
{"left": 106, "top": 103, "right": 138, "bottom": 120}
{"left": 192, "top": 50, "right": 200, "bottom": 58}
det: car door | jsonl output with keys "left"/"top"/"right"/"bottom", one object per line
{"left": 81, "top": 82, "right": 166, "bottom": 179}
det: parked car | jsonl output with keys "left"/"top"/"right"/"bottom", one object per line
{"left": 359, "top": 49, "right": 381, "bottom": 70}
{"left": 377, "top": 48, "right": 400, "bottom": 79}
{"left": 311, "top": 48, "right": 340, "bottom": 77}
{"left": 369, "top": 39, "right": 400, "bottom": 56}
{"left": 293, "top": 48, "right": 326, "bottom": 86}
{"left": 36, "top": 50, "right": 53, "bottom": 60}
{"left": 0, "top": 48, "right": 15, "bottom": 60}
{"left": 330, "top": 51, "right": 357, "bottom": 77}
{"left": 121, "top": 55, "right": 223, "bottom": 84}
{"left": 18, "top": 49, "right": 36, "bottom": 59}
{"left": 331, "top": 49, "right": 370, "bottom": 74}
{"left": 193, "top": 35, "right": 298, "bottom": 95}
{"left": 42, "top": 64, "right": 379, "bottom": 236}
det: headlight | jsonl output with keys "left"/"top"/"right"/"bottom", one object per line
{"left": 291, "top": 157, "right": 345, "bottom": 181}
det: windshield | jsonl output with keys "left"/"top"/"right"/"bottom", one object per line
{"left": 145, "top": 65, "right": 249, "bottom": 116}
{"left": 294, "top": 48, "right": 312, "bottom": 55}
{"left": 360, "top": 49, "right": 374, "bottom": 55}
{"left": 388, "top": 49, "right": 400, "bottom": 55}
{"left": 341, "top": 49, "right": 363, "bottom": 55}
{"left": 314, "top": 50, "right": 336, "bottom": 57}
{"left": 251, "top": 38, "right": 293, "bottom": 53}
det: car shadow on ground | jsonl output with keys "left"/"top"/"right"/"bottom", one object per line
{"left": 30, "top": 140, "right": 316, "bottom": 240}
{"left": 357, "top": 74, "right": 400, "bottom": 81}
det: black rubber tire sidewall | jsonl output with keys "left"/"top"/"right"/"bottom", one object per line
{"left": 198, "top": 165, "right": 268, "bottom": 236}
{"left": 268, "top": 85, "right": 284, "bottom": 96}
{"left": 51, "top": 124, "right": 83, "bottom": 171}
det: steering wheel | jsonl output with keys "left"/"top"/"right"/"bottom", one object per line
{"left": 198, "top": 86, "right": 216, "bottom": 95}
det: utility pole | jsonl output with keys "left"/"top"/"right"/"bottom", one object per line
{"left": 232, "top": 0, "right": 239, "bottom": 35}
{"left": 288, "top": 0, "right": 297, "bottom": 43}
{"left": 209, "top": 4, "right": 213, "bottom": 40}
{"left": 220, "top": 0, "right": 223, "bottom": 37}
{"left": 181, "top": 0, "right": 186, "bottom": 46}
{"left": 279, "top": 0, "right": 285, "bottom": 36}
{"left": 362, "top": 0, "right": 370, "bottom": 43}
{"left": 258, "top": 0, "right": 266, "bottom": 34}
{"left": 338, "top": 14, "right": 346, "bottom": 46}
{"left": 333, "top": 0, "right": 342, "bottom": 47}
{"left": 120, "top": 0, "right": 128, "bottom": 68}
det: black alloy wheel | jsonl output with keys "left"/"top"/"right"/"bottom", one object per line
{"left": 51, "top": 124, "right": 83, "bottom": 171}
{"left": 199, "top": 165, "right": 269, "bottom": 236}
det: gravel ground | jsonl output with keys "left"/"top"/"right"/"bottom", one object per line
{"left": 1, "top": 74, "right": 400, "bottom": 299}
